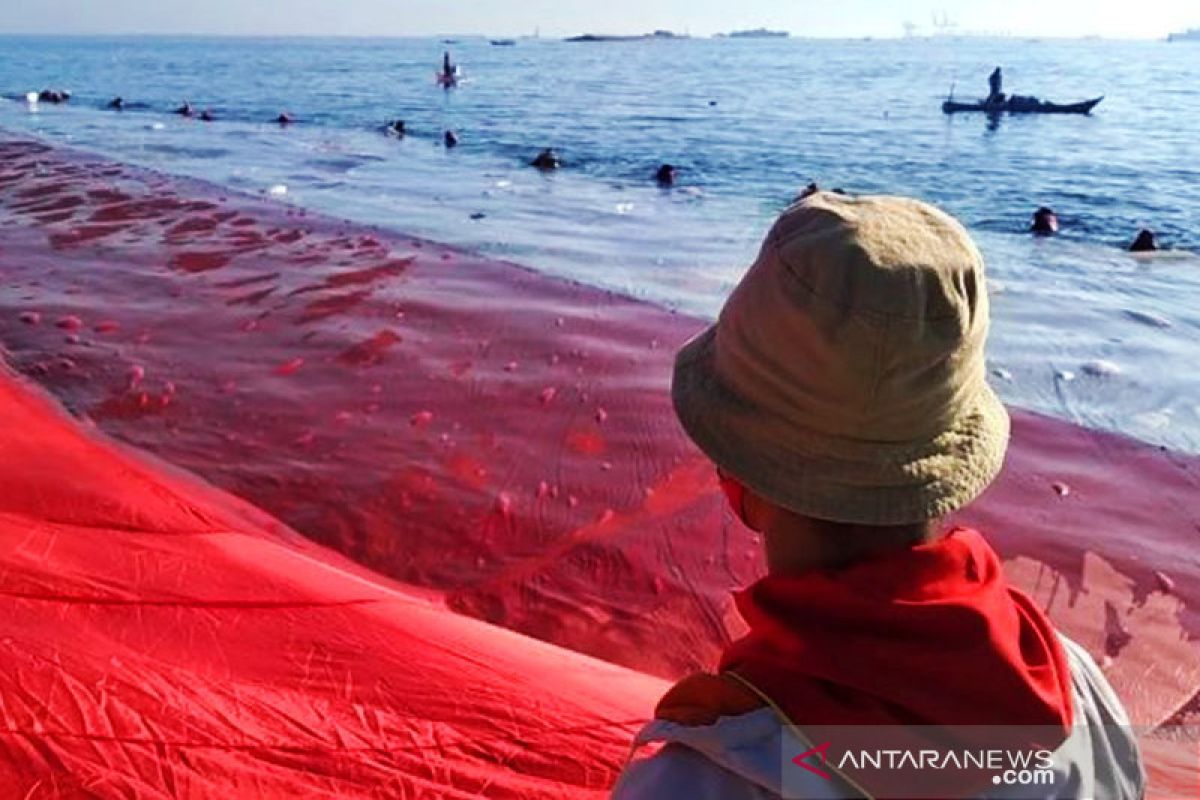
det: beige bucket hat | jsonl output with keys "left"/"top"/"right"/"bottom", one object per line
{"left": 673, "top": 192, "right": 1009, "bottom": 526}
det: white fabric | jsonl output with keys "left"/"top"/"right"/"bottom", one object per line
{"left": 611, "top": 635, "right": 1144, "bottom": 799}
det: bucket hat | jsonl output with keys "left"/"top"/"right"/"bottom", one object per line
{"left": 672, "top": 192, "right": 1009, "bottom": 525}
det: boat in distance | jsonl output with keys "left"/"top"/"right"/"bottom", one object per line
{"left": 942, "top": 96, "right": 1103, "bottom": 115}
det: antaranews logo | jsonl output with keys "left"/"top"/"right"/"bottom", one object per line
{"left": 781, "top": 726, "right": 1078, "bottom": 799}
{"left": 792, "top": 741, "right": 832, "bottom": 780}
{"left": 826, "top": 747, "right": 1054, "bottom": 782}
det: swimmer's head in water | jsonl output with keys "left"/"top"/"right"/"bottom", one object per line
{"left": 531, "top": 149, "right": 561, "bottom": 170}
{"left": 1130, "top": 229, "right": 1158, "bottom": 252}
{"left": 655, "top": 164, "right": 677, "bottom": 185}
{"left": 444, "top": 130, "right": 459, "bottom": 148}
{"left": 1031, "top": 206, "right": 1059, "bottom": 235}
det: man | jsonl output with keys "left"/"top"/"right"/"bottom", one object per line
{"left": 988, "top": 66, "right": 1005, "bottom": 104}
{"left": 612, "top": 193, "right": 1143, "bottom": 799}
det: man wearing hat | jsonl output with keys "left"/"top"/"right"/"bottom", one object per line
{"left": 612, "top": 193, "right": 1144, "bottom": 799}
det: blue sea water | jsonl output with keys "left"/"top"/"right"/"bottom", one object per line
{"left": 1, "top": 34, "right": 1199, "bottom": 451}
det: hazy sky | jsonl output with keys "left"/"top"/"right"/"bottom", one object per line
{"left": 1, "top": 0, "right": 1195, "bottom": 39}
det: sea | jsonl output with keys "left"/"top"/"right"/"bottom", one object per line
{"left": 1, "top": 34, "right": 1198, "bottom": 451}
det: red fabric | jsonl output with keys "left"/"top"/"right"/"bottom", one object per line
{"left": 0, "top": 136, "right": 1197, "bottom": 796}
{"left": 0, "top": 371, "right": 667, "bottom": 798}
{"left": 721, "top": 528, "right": 1074, "bottom": 732}
{"left": 718, "top": 472, "right": 752, "bottom": 528}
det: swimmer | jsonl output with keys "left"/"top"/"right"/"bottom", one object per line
{"left": 175, "top": 101, "right": 195, "bottom": 117}
{"left": 38, "top": 89, "right": 70, "bottom": 104}
{"left": 1031, "top": 206, "right": 1059, "bottom": 236}
{"left": 275, "top": 112, "right": 294, "bottom": 125}
{"left": 796, "top": 181, "right": 821, "bottom": 201}
{"left": 199, "top": 109, "right": 215, "bottom": 122}
{"left": 444, "top": 130, "right": 459, "bottom": 148}
{"left": 107, "top": 97, "right": 125, "bottom": 110}
{"left": 531, "top": 148, "right": 561, "bottom": 170}
{"left": 439, "top": 51, "right": 458, "bottom": 86}
{"left": 655, "top": 164, "right": 678, "bottom": 186}
{"left": 384, "top": 119, "right": 406, "bottom": 138}
{"left": 1129, "top": 229, "right": 1158, "bottom": 252}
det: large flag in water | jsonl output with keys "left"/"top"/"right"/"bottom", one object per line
{"left": 0, "top": 137, "right": 1196, "bottom": 796}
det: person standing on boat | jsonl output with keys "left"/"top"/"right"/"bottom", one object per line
{"left": 987, "top": 66, "right": 1005, "bottom": 105}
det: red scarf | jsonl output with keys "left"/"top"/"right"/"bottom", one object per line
{"left": 720, "top": 528, "right": 1074, "bottom": 795}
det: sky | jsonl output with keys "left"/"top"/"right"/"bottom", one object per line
{"left": 0, "top": 0, "right": 1195, "bottom": 39}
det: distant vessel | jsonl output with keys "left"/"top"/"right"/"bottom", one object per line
{"left": 1167, "top": 28, "right": 1200, "bottom": 42}
{"left": 490, "top": 39, "right": 516, "bottom": 46}
{"left": 942, "top": 96, "right": 1103, "bottom": 115}
{"left": 727, "top": 28, "right": 789, "bottom": 38}
{"left": 566, "top": 30, "right": 687, "bottom": 42}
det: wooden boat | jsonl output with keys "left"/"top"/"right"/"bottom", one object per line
{"left": 942, "top": 95, "right": 1103, "bottom": 115}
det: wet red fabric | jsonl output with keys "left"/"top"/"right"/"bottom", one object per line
{"left": 721, "top": 528, "right": 1074, "bottom": 732}
{"left": 0, "top": 135, "right": 1197, "bottom": 797}
{"left": 0, "top": 369, "right": 666, "bottom": 797}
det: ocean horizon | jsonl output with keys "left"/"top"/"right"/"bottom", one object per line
{"left": 3, "top": 33, "right": 1199, "bottom": 453}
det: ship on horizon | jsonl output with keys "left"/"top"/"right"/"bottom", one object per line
{"left": 1167, "top": 27, "right": 1200, "bottom": 42}
{"left": 565, "top": 30, "right": 688, "bottom": 42}
{"left": 720, "top": 28, "right": 789, "bottom": 39}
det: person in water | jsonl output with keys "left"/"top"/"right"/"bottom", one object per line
{"left": 612, "top": 192, "right": 1144, "bottom": 800}
{"left": 174, "top": 101, "right": 195, "bottom": 117}
{"left": 275, "top": 112, "right": 294, "bottom": 125}
{"left": 655, "top": 164, "right": 677, "bottom": 186}
{"left": 444, "top": 130, "right": 459, "bottom": 148}
{"left": 199, "top": 109, "right": 215, "bottom": 122}
{"left": 795, "top": 181, "right": 820, "bottom": 202}
{"left": 531, "top": 149, "right": 561, "bottom": 170}
{"left": 384, "top": 119, "right": 406, "bottom": 138}
{"left": 38, "top": 89, "right": 70, "bottom": 104}
{"left": 107, "top": 97, "right": 124, "bottom": 110}
{"left": 987, "top": 66, "right": 1005, "bottom": 104}
{"left": 1130, "top": 228, "right": 1158, "bottom": 252}
{"left": 441, "top": 50, "right": 457, "bottom": 84}
{"left": 1031, "top": 206, "right": 1059, "bottom": 235}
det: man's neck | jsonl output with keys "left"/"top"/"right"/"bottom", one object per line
{"left": 762, "top": 515, "right": 943, "bottom": 576}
